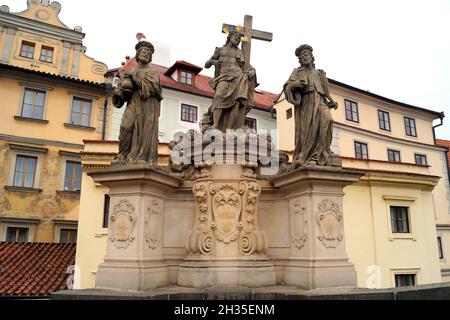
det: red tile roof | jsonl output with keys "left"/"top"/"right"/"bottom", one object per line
{"left": 110, "top": 59, "right": 278, "bottom": 112}
{"left": 437, "top": 139, "right": 450, "bottom": 167}
{"left": 0, "top": 242, "right": 76, "bottom": 297}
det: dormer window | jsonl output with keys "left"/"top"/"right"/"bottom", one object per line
{"left": 179, "top": 71, "right": 193, "bottom": 85}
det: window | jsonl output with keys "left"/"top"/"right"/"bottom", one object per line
{"left": 64, "top": 161, "right": 82, "bottom": 192}
{"left": 395, "top": 274, "right": 416, "bottom": 287}
{"left": 59, "top": 229, "right": 77, "bottom": 244}
{"left": 103, "top": 195, "right": 110, "bottom": 229}
{"left": 378, "top": 110, "right": 391, "bottom": 131}
{"left": 415, "top": 154, "right": 427, "bottom": 166}
{"left": 355, "top": 142, "right": 369, "bottom": 160}
{"left": 438, "top": 237, "right": 444, "bottom": 260}
{"left": 345, "top": 100, "right": 359, "bottom": 123}
{"left": 21, "top": 88, "right": 46, "bottom": 120}
{"left": 180, "top": 104, "right": 198, "bottom": 123}
{"left": 20, "top": 41, "right": 35, "bottom": 59}
{"left": 6, "top": 227, "right": 29, "bottom": 243}
{"left": 391, "top": 206, "right": 410, "bottom": 234}
{"left": 179, "top": 71, "right": 193, "bottom": 85}
{"left": 405, "top": 117, "right": 417, "bottom": 137}
{"left": 388, "top": 149, "right": 401, "bottom": 163}
{"left": 286, "top": 108, "right": 293, "bottom": 120}
{"left": 39, "top": 46, "right": 54, "bottom": 63}
{"left": 13, "top": 155, "right": 37, "bottom": 188}
{"left": 245, "top": 118, "right": 257, "bottom": 133}
{"left": 71, "top": 97, "right": 92, "bottom": 127}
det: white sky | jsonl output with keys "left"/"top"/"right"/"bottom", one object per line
{"left": 4, "top": 0, "right": 450, "bottom": 139}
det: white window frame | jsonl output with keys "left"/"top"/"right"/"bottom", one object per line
{"left": 354, "top": 140, "right": 369, "bottom": 160}
{"left": 59, "top": 151, "right": 82, "bottom": 192}
{"left": 180, "top": 103, "right": 198, "bottom": 124}
{"left": 178, "top": 102, "right": 200, "bottom": 130}
{"left": 390, "top": 268, "right": 420, "bottom": 288}
{"left": 68, "top": 91, "right": 99, "bottom": 128}
{"left": 7, "top": 144, "right": 47, "bottom": 190}
{"left": 53, "top": 220, "right": 78, "bottom": 244}
{"left": 0, "top": 218, "right": 40, "bottom": 242}
{"left": 17, "top": 82, "right": 54, "bottom": 121}
{"left": 384, "top": 196, "right": 417, "bottom": 241}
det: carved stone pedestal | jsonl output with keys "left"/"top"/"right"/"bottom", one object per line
{"left": 178, "top": 164, "right": 276, "bottom": 288}
{"left": 89, "top": 165, "right": 181, "bottom": 291}
{"left": 270, "top": 167, "right": 364, "bottom": 290}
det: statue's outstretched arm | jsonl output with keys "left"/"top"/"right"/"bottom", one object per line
{"left": 205, "top": 47, "right": 221, "bottom": 69}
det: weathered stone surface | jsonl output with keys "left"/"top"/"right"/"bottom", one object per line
{"left": 284, "top": 45, "right": 339, "bottom": 168}
{"left": 112, "top": 40, "right": 162, "bottom": 166}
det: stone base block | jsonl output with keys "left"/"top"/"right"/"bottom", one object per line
{"left": 283, "top": 260, "right": 357, "bottom": 290}
{"left": 96, "top": 261, "right": 170, "bottom": 291}
{"left": 178, "top": 260, "right": 277, "bottom": 288}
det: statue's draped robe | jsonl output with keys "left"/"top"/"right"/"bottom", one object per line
{"left": 113, "top": 66, "right": 162, "bottom": 164}
{"left": 284, "top": 67, "right": 334, "bottom": 166}
{"left": 203, "top": 47, "right": 256, "bottom": 131}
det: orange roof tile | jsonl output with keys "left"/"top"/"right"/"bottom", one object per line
{"left": 0, "top": 243, "right": 76, "bottom": 297}
{"left": 437, "top": 139, "right": 450, "bottom": 167}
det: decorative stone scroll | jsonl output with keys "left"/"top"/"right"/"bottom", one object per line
{"left": 186, "top": 166, "right": 268, "bottom": 258}
{"left": 316, "top": 199, "right": 343, "bottom": 249}
{"left": 145, "top": 199, "right": 162, "bottom": 250}
{"left": 110, "top": 199, "right": 137, "bottom": 249}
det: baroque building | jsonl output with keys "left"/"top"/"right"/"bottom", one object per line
{"left": 0, "top": 0, "right": 109, "bottom": 243}
{"left": 275, "top": 79, "right": 448, "bottom": 287}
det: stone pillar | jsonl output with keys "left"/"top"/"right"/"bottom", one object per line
{"left": 270, "top": 167, "right": 364, "bottom": 290}
{"left": 70, "top": 44, "right": 82, "bottom": 78}
{"left": 178, "top": 164, "right": 276, "bottom": 288}
{"left": 60, "top": 41, "right": 71, "bottom": 76}
{"left": 89, "top": 165, "right": 181, "bottom": 291}
{"left": 1, "top": 27, "right": 16, "bottom": 64}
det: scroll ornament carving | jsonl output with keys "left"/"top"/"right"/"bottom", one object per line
{"left": 145, "top": 199, "right": 162, "bottom": 250}
{"left": 239, "top": 181, "right": 268, "bottom": 256}
{"left": 292, "top": 201, "right": 308, "bottom": 250}
{"left": 316, "top": 199, "right": 343, "bottom": 249}
{"left": 186, "top": 181, "right": 215, "bottom": 255}
{"left": 110, "top": 200, "right": 137, "bottom": 249}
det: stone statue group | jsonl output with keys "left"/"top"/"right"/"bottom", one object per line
{"left": 112, "top": 29, "right": 339, "bottom": 171}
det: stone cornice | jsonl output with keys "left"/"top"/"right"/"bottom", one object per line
{"left": 0, "top": 134, "right": 83, "bottom": 150}
{"left": 355, "top": 170, "right": 440, "bottom": 191}
{"left": 0, "top": 10, "right": 84, "bottom": 44}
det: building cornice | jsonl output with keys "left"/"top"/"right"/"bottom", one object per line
{"left": 0, "top": 63, "right": 109, "bottom": 89}
{"left": 0, "top": 134, "right": 84, "bottom": 150}
{"left": 354, "top": 169, "right": 440, "bottom": 191}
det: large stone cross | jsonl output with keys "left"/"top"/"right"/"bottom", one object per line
{"left": 222, "top": 15, "right": 273, "bottom": 70}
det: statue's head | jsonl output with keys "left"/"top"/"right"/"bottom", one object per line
{"left": 135, "top": 40, "right": 155, "bottom": 65}
{"left": 225, "top": 31, "right": 243, "bottom": 47}
{"left": 295, "top": 44, "right": 315, "bottom": 68}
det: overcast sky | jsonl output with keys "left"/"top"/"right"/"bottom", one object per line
{"left": 4, "top": 0, "right": 450, "bottom": 139}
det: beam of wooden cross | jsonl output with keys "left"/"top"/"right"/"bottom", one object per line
{"left": 222, "top": 15, "right": 273, "bottom": 70}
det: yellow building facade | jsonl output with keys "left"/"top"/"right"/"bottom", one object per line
{"left": 0, "top": 1, "right": 109, "bottom": 243}
{"left": 275, "top": 79, "right": 449, "bottom": 287}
